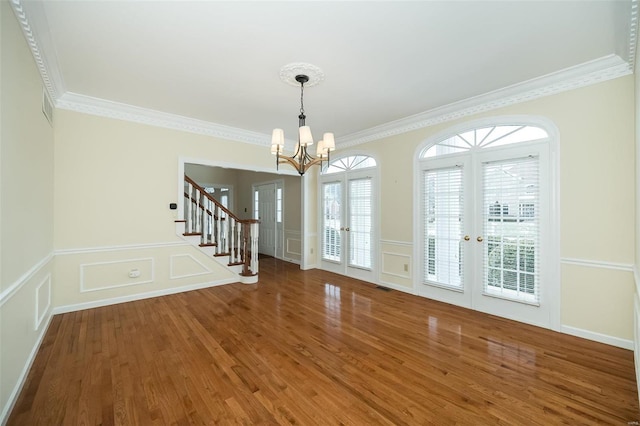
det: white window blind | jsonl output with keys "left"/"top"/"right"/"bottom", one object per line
{"left": 482, "top": 156, "right": 540, "bottom": 304}
{"left": 322, "top": 182, "right": 341, "bottom": 261}
{"left": 349, "top": 178, "right": 372, "bottom": 269}
{"left": 423, "top": 167, "right": 464, "bottom": 289}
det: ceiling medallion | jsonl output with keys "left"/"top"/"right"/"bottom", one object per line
{"left": 279, "top": 63, "right": 325, "bottom": 87}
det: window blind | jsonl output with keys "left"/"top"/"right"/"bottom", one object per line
{"left": 482, "top": 156, "right": 540, "bottom": 304}
{"left": 322, "top": 182, "right": 342, "bottom": 261}
{"left": 349, "top": 178, "right": 372, "bottom": 269}
{"left": 423, "top": 167, "right": 464, "bottom": 289}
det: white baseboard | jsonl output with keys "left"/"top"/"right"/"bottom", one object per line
{"left": 1, "top": 312, "right": 53, "bottom": 426}
{"left": 376, "top": 280, "right": 417, "bottom": 295}
{"left": 52, "top": 277, "right": 238, "bottom": 315}
{"left": 561, "top": 325, "right": 634, "bottom": 350}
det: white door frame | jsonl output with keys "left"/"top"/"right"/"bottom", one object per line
{"left": 412, "top": 116, "right": 560, "bottom": 331}
{"left": 318, "top": 154, "right": 379, "bottom": 284}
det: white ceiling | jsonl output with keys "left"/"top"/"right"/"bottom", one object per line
{"left": 15, "top": 0, "right": 637, "bottom": 147}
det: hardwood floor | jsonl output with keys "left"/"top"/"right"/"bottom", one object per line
{"left": 8, "top": 257, "right": 640, "bottom": 425}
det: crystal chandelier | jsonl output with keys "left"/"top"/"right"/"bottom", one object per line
{"left": 271, "top": 74, "right": 335, "bottom": 175}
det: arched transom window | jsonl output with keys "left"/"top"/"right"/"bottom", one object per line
{"left": 422, "top": 125, "right": 549, "bottom": 158}
{"left": 323, "top": 155, "right": 377, "bottom": 174}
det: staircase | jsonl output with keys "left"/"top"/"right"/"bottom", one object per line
{"left": 175, "top": 175, "right": 259, "bottom": 284}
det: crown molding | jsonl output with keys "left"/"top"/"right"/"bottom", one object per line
{"left": 56, "top": 55, "right": 632, "bottom": 150}
{"left": 9, "top": 0, "right": 65, "bottom": 101}
{"left": 629, "top": 0, "right": 638, "bottom": 71}
{"left": 11, "top": 0, "right": 637, "bottom": 149}
{"left": 338, "top": 55, "right": 632, "bottom": 148}
{"left": 57, "top": 92, "right": 270, "bottom": 147}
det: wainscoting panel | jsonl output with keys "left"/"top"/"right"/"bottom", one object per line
{"left": 80, "top": 258, "right": 154, "bottom": 293}
{"left": 379, "top": 240, "right": 413, "bottom": 290}
{"left": 35, "top": 274, "right": 51, "bottom": 331}
{"left": 560, "top": 261, "right": 635, "bottom": 347}
{"left": 54, "top": 243, "right": 238, "bottom": 313}
{"left": 1, "top": 255, "right": 54, "bottom": 425}
{"left": 169, "top": 254, "right": 211, "bottom": 280}
{"left": 284, "top": 229, "right": 302, "bottom": 263}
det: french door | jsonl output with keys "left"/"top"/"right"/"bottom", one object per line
{"left": 420, "top": 143, "right": 550, "bottom": 327}
{"left": 320, "top": 169, "right": 375, "bottom": 282}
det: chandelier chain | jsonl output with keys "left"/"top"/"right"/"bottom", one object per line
{"left": 299, "top": 81, "right": 305, "bottom": 115}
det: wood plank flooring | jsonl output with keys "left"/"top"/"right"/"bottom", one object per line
{"left": 8, "top": 257, "right": 640, "bottom": 425}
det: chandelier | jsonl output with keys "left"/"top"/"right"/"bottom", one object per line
{"left": 271, "top": 74, "right": 335, "bottom": 175}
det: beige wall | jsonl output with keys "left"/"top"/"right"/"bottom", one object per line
{"left": 1, "top": 0, "right": 55, "bottom": 419}
{"left": 356, "top": 76, "right": 635, "bottom": 341}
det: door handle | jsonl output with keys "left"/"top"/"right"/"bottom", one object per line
{"left": 340, "top": 227, "right": 345, "bottom": 231}
{"left": 464, "top": 235, "right": 470, "bottom": 241}
{"left": 345, "top": 227, "right": 350, "bottom": 232}
{"left": 477, "top": 236, "right": 483, "bottom": 242}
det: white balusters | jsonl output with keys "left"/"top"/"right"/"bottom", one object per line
{"left": 186, "top": 182, "right": 193, "bottom": 233}
{"left": 184, "top": 176, "right": 259, "bottom": 279}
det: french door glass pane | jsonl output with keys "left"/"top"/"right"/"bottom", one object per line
{"left": 322, "top": 182, "right": 341, "bottom": 261}
{"left": 349, "top": 178, "right": 372, "bottom": 269}
{"left": 482, "top": 156, "right": 540, "bottom": 304}
{"left": 423, "top": 167, "right": 464, "bottom": 289}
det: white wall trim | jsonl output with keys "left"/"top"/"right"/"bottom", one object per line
{"left": 380, "top": 239, "right": 412, "bottom": 247}
{"left": 79, "top": 258, "right": 155, "bottom": 293}
{"left": 381, "top": 252, "right": 412, "bottom": 279}
{"left": 52, "top": 277, "right": 238, "bottom": 315}
{"left": 55, "top": 241, "right": 189, "bottom": 256}
{"left": 560, "top": 257, "right": 634, "bottom": 272}
{"left": 628, "top": 0, "right": 639, "bottom": 72}
{"left": 339, "top": 55, "right": 631, "bottom": 147}
{"left": 376, "top": 280, "right": 417, "bottom": 295}
{"left": 561, "top": 325, "right": 634, "bottom": 350}
{"left": 0, "top": 252, "right": 53, "bottom": 307}
{"left": 9, "top": 0, "right": 65, "bottom": 102}
{"left": 57, "top": 92, "right": 271, "bottom": 147}
{"left": 169, "top": 254, "right": 212, "bottom": 280}
{"left": 0, "top": 312, "right": 53, "bottom": 426}
{"left": 34, "top": 274, "right": 52, "bottom": 331}
{"left": 12, "top": 0, "right": 637, "bottom": 151}
{"left": 634, "top": 289, "right": 640, "bottom": 406}
{"left": 286, "top": 238, "right": 302, "bottom": 256}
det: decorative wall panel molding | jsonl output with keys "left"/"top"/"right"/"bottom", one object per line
{"left": 286, "top": 238, "right": 302, "bottom": 256}
{"left": 381, "top": 252, "right": 412, "bottom": 279}
{"left": 80, "top": 257, "right": 154, "bottom": 293}
{"left": 169, "top": 254, "right": 212, "bottom": 280}
{"left": 0, "top": 253, "right": 53, "bottom": 307}
{"left": 35, "top": 274, "right": 51, "bottom": 330}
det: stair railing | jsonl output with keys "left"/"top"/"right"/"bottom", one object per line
{"left": 184, "top": 175, "right": 259, "bottom": 277}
